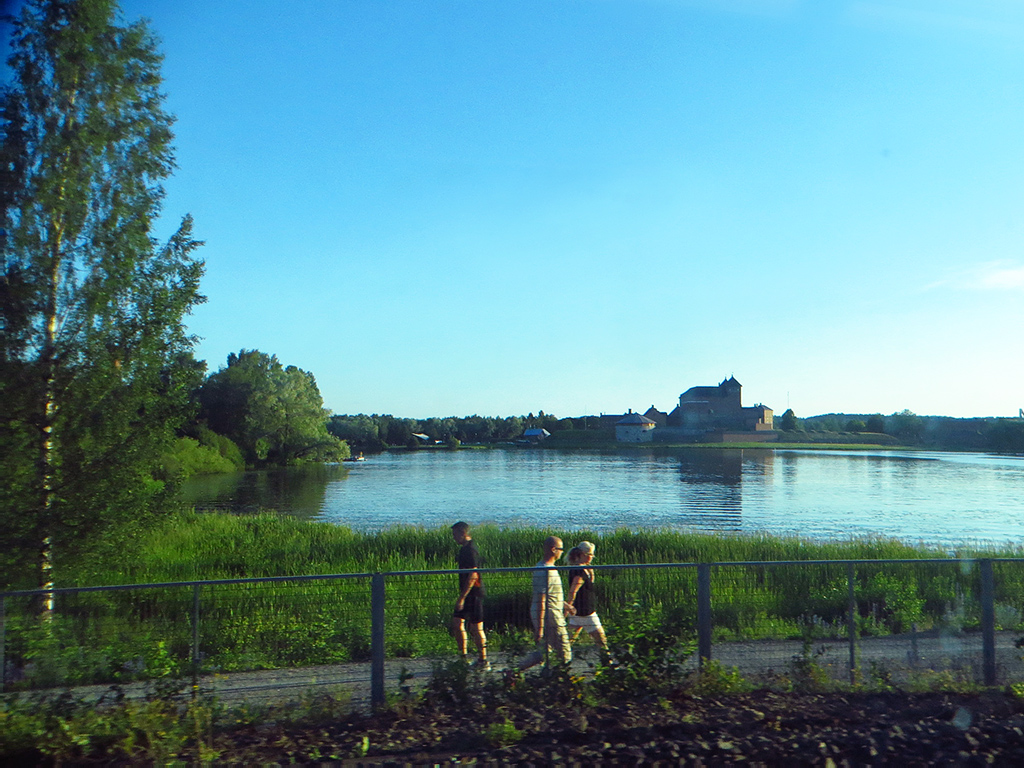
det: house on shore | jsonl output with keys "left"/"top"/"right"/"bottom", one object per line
{"left": 522, "top": 428, "right": 551, "bottom": 443}
{"left": 615, "top": 410, "right": 657, "bottom": 443}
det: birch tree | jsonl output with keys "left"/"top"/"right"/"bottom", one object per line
{"left": 0, "top": 0, "right": 204, "bottom": 592}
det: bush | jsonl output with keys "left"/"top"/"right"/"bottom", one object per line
{"left": 161, "top": 437, "right": 238, "bottom": 479}
{"left": 592, "top": 599, "right": 695, "bottom": 696}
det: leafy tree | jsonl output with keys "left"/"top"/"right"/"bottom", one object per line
{"left": 327, "top": 414, "right": 383, "bottom": 451}
{"left": 987, "top": 420, "right": 1024, "bottom": 453}
{"left": 779, "top": 408, "right": 799, "bottom": 431}
{"left": 539, "top": 413, "right": 562, "bottom": 433}
{"left": 384, "top": 416, "right": 418, "bottom": 446}
{"left": 199, "top": 350, "right": 348, "bottom": 465}
{"left": 0, "top": 0, "right": 205, "bottom": 591}
{"left": 161, "top": 436, "right": 238, "bottom": 478}
{"left": 866, "top": 414, "right": 885, "bottom": 433}
{"left": 455, "top": 415, "right": 497, "bottom": 443}
{"left": 497, "top": 415, "right": 524, "bottom": 439}
{"left": 888, "top": 409, "right": 924, "bottom": 445}
{"left": 845, "top": 419, "right": 867, "bottom": 432}
{"left": 422, "top": 416, "right": 457, "bottom": 443}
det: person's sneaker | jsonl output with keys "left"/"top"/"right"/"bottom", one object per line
{"left": 471, "top": 658, "right": 492, "bottom": 672}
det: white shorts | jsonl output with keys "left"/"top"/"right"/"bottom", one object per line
{"left": 567, "top": 613, "right": 603, "bottom": 630}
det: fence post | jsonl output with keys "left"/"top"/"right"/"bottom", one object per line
{"left": 0, "top": 596, "right": 6, "bottom": 694}
{"left": 847, "top": 562, "right": 857, "bottom": 685}
{"left": 371, "top": 573, "right": 386, "bottom": 709}
{"left": 697, "top": 563, "right": 712, "bottom": 667}
{"left": 980, "top": 559, "right": 996, "bottom": 686}
{"left": 191, "top": 583, "right": 201, "bottom": 692}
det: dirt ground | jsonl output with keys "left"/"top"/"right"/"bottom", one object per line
{"left": 13, "top": 631, "right": 1024, "bottom": 764}
{"left": 206, "top": 688, "right": 1024, "bottom": 765}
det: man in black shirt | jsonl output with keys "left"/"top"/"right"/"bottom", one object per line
{"left": 451, "top": 521, "right": 488, "bottom": 669}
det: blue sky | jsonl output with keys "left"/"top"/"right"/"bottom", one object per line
{"left": 82, "top": 2, "right": 1024, "bottom": 417}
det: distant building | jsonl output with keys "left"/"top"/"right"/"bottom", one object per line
{"left": 522, "top": 428, "right": 551, "bottom": 443}
{"left": 644, "top": 406, "right": 668, "bottom": 428}
{"left": 599, "top": 377, "right": 774, "bottom": 443}
{"left": 615, "top": 410, "right": 656, "bottom": 443}
{"left": 666, "top": 376, "right": 773, "bottom": 434}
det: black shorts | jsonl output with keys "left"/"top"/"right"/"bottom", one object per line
{"left": 454, "top": 590, "right": 484, "bottom": 624}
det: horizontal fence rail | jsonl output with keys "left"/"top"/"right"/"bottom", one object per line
{"left": 4, "top": 558, "right": 1024, "bottom": 709}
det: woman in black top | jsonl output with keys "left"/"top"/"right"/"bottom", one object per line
{"left": 566, "top": 541, "right": 608, "bottom": 654}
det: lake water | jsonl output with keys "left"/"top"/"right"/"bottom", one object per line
{"left": 178, "top": 448, "right": 1024, "bottom": 549}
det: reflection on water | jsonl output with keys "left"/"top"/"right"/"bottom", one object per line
{"left": 675, "top": 449, "right": 747, "bottom": 531}
{"left": 177, "top": 448, "right": 1024, "bottom": 547}
{"left": 179, "top": 463, "right": 349, "bottom": 519}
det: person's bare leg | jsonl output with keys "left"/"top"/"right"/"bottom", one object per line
{"left": 570, "top": 627, "right": 583, "bottom": 643}
{"left": 451, "top": 616, "right": 468, "bottom": 657}
{"left": 591, "top": 627, "right": 611, "bottom": 663}
{"left": 468, "top": 621, "right": 487, "bottom": 661}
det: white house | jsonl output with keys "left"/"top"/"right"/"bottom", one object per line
{"left": 615, "top": 411, "right": 656, "bottom": 443}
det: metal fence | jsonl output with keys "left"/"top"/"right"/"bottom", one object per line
{"left": 3, "top": 558, "right": 1024, "bottom": 709}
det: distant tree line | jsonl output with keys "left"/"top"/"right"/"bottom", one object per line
{"left": 327, "top": 410, "right": 585, "bottom": 451}
{"left": 782, "top": 409, "right": 1024, "bottom": 452}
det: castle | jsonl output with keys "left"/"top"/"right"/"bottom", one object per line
{"left": 613, "top": 377, "right": 774, "bottom": 443}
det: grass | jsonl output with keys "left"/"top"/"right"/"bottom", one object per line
{"left": 5, "top": 511, "right": 1024, "bottom": 690}
{"left": 101, "top": 510, "right": 1018, "bottom": 584}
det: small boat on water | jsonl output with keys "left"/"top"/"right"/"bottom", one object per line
{"left": 343, "top": 453, "right": 367, "bottom": 463}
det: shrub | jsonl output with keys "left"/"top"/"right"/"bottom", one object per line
{"left": 688, "top": 659, "right": 752, "bottom": 695}
{"left": 592, "top": 599, "right": 695, "bottom": 696}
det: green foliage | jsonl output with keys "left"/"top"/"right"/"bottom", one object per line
{"left": 865, "top": 572, "right": 925, "bottom": 633}
{"left": 7, "top": 513, "right": 1024, "bottom": 687}
{"left": 787, "top": 622, "right": 837, "bottom": 691}
{"left": 987, "top": 420, "right": 1024, "bottom": 453}
{"left": 161, "top": 437, "right": 238, "bottom": 479}
{"left": 592, "top": 599, "right": 695, "bottom": 695}
{"left": 199, "top": 350, "right": 348, "bottom": 466}
{"left": 796, "top": 414, "right": 1024, "bottom": 451}
{"left": 887, "top": 409, "right": 924, "bottom": 444}
{"left": 328, "top": 412, "right": 535, "bottom": 449}
{"left": 0, "top": 686, "right": 220, "bottom": 764}
{"left": 779, "top": 409, "right": 798, "bottom": 431}
{"left": 866, "top": 414, "right": 886, "bottom": 433}
{"left": 688, "top": 660, "right": 752, "bottom": 695}
{"left": 482, "top": 717, "right": 524, "bottom": 748}
{"left": 0, "top": 0, "right": 205, "bottom": 588}
{"left": 194, "top": 424, "right": 245, "bottom": 468}
{"left": 327, "top": 413, "right": 384, "bottom": 451}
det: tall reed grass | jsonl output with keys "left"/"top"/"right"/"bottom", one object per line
{"left": 98, "top": 509, "right": 1024, "bottom": 586}
{"left": 7, "top": 511, "right": 1024, "bottom": 689}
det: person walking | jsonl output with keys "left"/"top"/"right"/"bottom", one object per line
{"left": 566, "top": 541, "right": 609, "bottom": 659}
{"left": 451, "top": 521, "right": 488, "bottom": 669}
{"left": 520, "top": 535, "right": 573, "bottom": 669}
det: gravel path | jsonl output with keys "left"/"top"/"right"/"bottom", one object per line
{"left": 26, "top": 630, "right": 1023, "bottom": 711}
